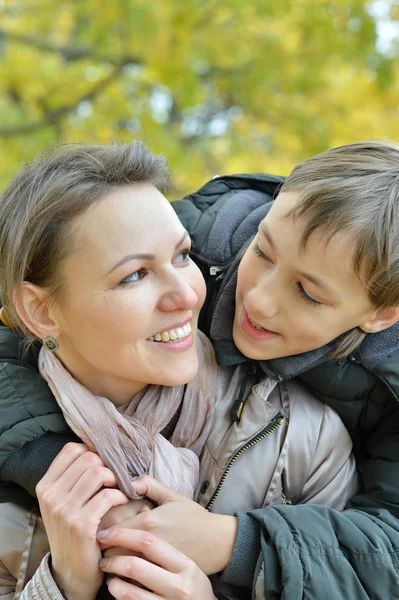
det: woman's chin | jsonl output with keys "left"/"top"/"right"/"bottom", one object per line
{"left": 159, "top": 356, "right": 199, "bottom": 388}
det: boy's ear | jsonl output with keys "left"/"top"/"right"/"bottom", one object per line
{"left": 14, "top": 282, "right": 60, "bottom": 340}
{"left": 359, "top": 306, "right": 399, "bottom": 334}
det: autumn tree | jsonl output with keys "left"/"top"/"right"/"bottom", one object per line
{"left": 0, "top": 0, "right": 398, "bottom": 195}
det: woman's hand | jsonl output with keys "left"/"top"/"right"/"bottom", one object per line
{"left": 36, "top": 442, "right": 129, "bottom": 600}
{"left": 98, "top": 528, "right": 217, "bottom": 600}
{"left": 99, "top": 475, "right": 238, "bottom": 575}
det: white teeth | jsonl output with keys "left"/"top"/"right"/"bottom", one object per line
{"left": 148, "top": 322, "right": 192, "bottom": 343}
{"left": 250, "top": 318, "right": 265, "bottom": 331}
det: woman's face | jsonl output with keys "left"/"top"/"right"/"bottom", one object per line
{"left": 49, "top": 184, "right": 206, "bottom": 405}
{"left": 233, "top": 191, "right": 378, "bottom": 360}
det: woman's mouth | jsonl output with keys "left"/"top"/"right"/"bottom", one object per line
{"left": 147, "top": 322, "right": 192, "bottom": 343}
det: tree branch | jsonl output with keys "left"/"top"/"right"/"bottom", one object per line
{"left": 0, "top": 27, "right": 141, "bottom": 66}
{"left": 0, "top": 65, "right": 124, "bottom": 137}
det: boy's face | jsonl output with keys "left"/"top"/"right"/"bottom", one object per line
{"left": 233, "top": 191, "right": 382, "bottom": 360}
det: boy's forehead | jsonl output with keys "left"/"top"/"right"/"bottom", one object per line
{"left": 263, "top": 197, "right": 363, "bottom": 279}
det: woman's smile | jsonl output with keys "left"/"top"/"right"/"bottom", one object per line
{"left": 147, "top": 320, "right": 194, "bottom": 352}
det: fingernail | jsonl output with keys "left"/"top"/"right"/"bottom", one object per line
{"left": 98, "top": 558, "right": 108, "bottom": 568}
{"left": 96, "top": 529, "right": 109, "bottom": 539}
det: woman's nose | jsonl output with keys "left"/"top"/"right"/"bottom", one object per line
{"left": 158, "top": 279, "right": 199, "bottom": 312}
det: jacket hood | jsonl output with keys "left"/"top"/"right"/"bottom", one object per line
{"left": 206, "top": 189, "right": 399, "bottom": 379}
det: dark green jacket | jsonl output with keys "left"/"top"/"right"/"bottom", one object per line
{"left": 172, "top": 175, "right": 399, "bottom": 599}
{"left": 1, "top": 174, "right": 399, "bottom": 598}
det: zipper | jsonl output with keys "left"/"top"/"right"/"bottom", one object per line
{"left": 206, "top": 413, "right": 285, "bottom": 510}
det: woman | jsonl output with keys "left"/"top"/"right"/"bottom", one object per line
{"left": 0, "top": 142, "right": 357, "bottom": 599}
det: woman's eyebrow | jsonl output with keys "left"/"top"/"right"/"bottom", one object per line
{"left": 107, "top": 230, "right": 189, "bottom": 275}
{"left": 108, "top": 253, "right": 155, "bottom": 274}
{"left": 175, "top": 230, "right": 189, "bottom": 249}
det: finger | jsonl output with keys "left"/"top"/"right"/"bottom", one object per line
{"left": 107, "top": 576, "right": 163, "bottom": 600}
{"left": 68, "top": 464, "right": 118, "bottom": 506}
{"left": 132, "top": 475, "right": 183, "bottom": 505}
{"left": 36, "top": 443, "right": 89, "bottom": 487}
{"left": 83, "top": 488, "right": 129, "bottom": 523}
{"left": 97, "top": 528, "right": 186, "bottom": 573}
{"left": 39, "top": 452, "right": 111, "bottom": 502}
{"left": 100, "top": 555, "right": 179, "bottom": 597}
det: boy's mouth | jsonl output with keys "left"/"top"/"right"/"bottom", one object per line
{"left": 248, "top": 317, "right": 266, "bottom": 331}
{"left": 147, "top": 322, "right": 192, "bottom": 343}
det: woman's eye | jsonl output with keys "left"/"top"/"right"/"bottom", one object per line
{"left": 297, "top": 283, "right": 321, "bottom": 307}
{"left": 120, "top": 269, "right": 147, "bottom": 285}
{"left": 175, "top": 249, "right": 191, "bottom": 264}
{"left": 253, "top": 243, "right": 271, "bottom": 262}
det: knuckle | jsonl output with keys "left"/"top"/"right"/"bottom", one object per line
{"left": 139, "top": 530, "right": 157, "bottom": 546}
{"left": 35, "top": 480, "right": 45, "bottom": 499}
{"left": 175, "top": 585, "right": 192, "bottom": 600}
{"left": 81, "top": 451, "right": 103, "bottom": 466}
{"left": 108, "top": 579, "right": 135, "bottom": 600}
{"left": 141, "top": 514, "right": 158, "bottom": 532}
{"left": 125, "top": 556, "right": 145, "bottom": 578}
{"left": 39, "top": 488, "right": 56, "bottom": 510}
{"left": 101, "top": 488, "right": 117, "bottom": 502}
{"left": 64, "top": 442, "right": 86, "bottom": 457}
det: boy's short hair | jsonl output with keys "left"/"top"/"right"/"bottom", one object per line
{"left": 281, "top": 140, "right": 399, "bottom": 358}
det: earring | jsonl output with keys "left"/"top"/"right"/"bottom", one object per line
{"left": 43, "top": 336, "right": 59, "bottom": 352}
{"left": 0, "top": 307, "right": 11, "bottom": 328}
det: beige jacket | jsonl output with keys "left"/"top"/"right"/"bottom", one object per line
{"left": 0, "top": 367, "right": 359, "bottom": 599}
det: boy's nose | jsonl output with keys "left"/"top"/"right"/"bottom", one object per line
{"left": 247, "top": 284, "right": 279, "bottom": 319}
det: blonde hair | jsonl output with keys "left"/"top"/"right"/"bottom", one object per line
{"left": 0, "top": 141, "right": 170, "bottom": 342}
{"left": 281, "top": 140, "right": 399, "bottom": 358}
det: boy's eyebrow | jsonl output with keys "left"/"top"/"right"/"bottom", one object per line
{"left": 259, "top": 222, "right": 276, "bottom": 251}
{"left": 300, "top": 271, "right": 340, "bottom": 297}
{"left": 259, "top": 222, "right": 340, "bottom": 297}
{"left": 107, "top": 230, "right": 189, "bottom": 274}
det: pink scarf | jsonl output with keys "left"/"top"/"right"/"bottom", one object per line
{"left": 39, "top": 331, "right": 216, "bottom": 500}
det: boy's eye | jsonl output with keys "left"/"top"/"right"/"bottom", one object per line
{"left": 297, "top": 283, "right": 321, "bottom": 307}
{"left": 174, "top": 249, "right": 191, "bottom": 264}
{"left": 253, "top": 242, "right": 271, "bottom": 262}
{"left": 121, "top": 268, "right": 147, "bottom": 285}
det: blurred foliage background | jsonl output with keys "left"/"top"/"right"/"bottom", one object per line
{"left": 0, "top": 0, "right": 399, "bottom": 197}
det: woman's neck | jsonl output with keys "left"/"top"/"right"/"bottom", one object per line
{"left": 55, "top": 348, "right": 148, "bottom": 407}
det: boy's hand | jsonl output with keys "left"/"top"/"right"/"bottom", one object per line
{"left": 98, "top": 528, "right": 217, "bottom": 600}
{"left": 98, "top": 475, "right": 238, "bottom": 575}
{"left": 99, "top": 497, "right": 152, "bottom": 531}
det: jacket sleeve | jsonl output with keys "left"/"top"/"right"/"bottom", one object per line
{"left": 246, "top": 402, "right": 399, "bottom": 599}
{"left": 0, "top": 327, "right": 79, "bottom": 497}
{"left": 293, "top": 403, "right": 359, "bottom": 510}
{"left": 16, "top": 554, "right": 65, "bottom": 600}
{"left": 0, "top": 554, "right": 64, "bottom": 600}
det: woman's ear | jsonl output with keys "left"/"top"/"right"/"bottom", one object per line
{"left": 359, "top": 306, "right": 399, "bottom": 334}
{"left": 14, "top": 282, "right": 60, "bottom": 340}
